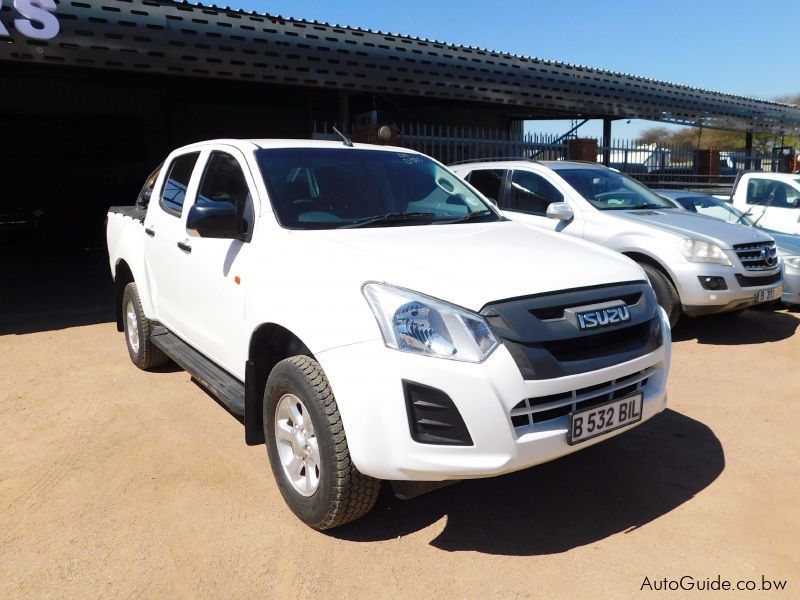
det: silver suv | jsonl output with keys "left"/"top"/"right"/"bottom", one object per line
{"left": 450, "top": 160, "right": 783, "bottom": 326}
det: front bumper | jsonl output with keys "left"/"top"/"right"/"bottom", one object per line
{"left": 316, "top": 309, "right": 670, "bottom": 481}
{"left": 671, "top": 262, "right": 783, "bottom": 316}
{"left": 783, "top": 263, "right": 800, "bottom": 306}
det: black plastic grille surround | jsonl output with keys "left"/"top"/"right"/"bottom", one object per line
{"left": 481, "top": 282, "right": 661, "bottom": 380}
{"left": 735, "top": 271, "right": 783, "bottom": 288}
{"left": 403, "top": 380, "right": 473, "bottom": 446}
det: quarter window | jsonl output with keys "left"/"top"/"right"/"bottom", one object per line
{"left": 509, "top": 170, "right": 563, "bottom": 215}
{"left": 467, "top": 169, "right": 507, "bottom": 204}
{"left": 160, "top": 152, "right": 200, "bottom": 216}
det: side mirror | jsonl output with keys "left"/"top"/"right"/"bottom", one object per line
{"left": 186, "top": 202, "right": 240, "bottom": 239}
{"left": 546, "top": 202, "right": 574, "bottom": 221}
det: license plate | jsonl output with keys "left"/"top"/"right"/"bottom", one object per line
{"left": 755, "top": 286, "right": 781, "bottom": 303}
{"left": 568, "top": 393, "right": 643, "bottom": 445}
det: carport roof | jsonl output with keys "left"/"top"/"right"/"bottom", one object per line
{"left": 2, "top": 0, "right": 799, "bottom": 134}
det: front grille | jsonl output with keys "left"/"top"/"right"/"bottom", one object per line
{"left": 735, "top": 271, "right": 783, "bottom": 288}
{"left": 733, "top": 241, "right": 779, "bottom": 271}
{"left": 510, "top": 367, "right": 654, "bottom": 433}
{"left": 481, "top": 282, "right": 661, "bottom": 380}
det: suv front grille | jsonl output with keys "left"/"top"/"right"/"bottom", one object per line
{"left": 733, "top": 241, "right": 778, "bottom": 271}
{"left": 510, "top": 367, "right": 654, "bottom": 433}
{"left": 735, "top": 271, "right": 783, "bottom": 288}
{"left": 481, "top": 282, "right": 661, "bottom": 380}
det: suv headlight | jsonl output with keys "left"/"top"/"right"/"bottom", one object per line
{"left": 362, "top": 282, "right": 499, "bottom": 362}
{"left": 785, "top": 256, "right": 800, "bottom": 269}
{"left": 679, "top": 239, "right": 732, "bottom": 266}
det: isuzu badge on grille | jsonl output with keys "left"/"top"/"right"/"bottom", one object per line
{"left": 564, "top": 300, "right": 632, "bottom": 331}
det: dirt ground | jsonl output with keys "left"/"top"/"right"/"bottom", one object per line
{"left": 1, "top": 254, "right": 799, "bottom": 598}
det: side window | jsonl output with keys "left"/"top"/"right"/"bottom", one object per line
{"left": 509, "top": 170, "right": 564, "bottom": 215}
{"left": 467, "top": 169, "right": 507, "bottom": 204}
{"left": 136, "top": 163, "right": 162, "bottom": 208}
{"left": 160, "top": 152, "right": 200, "bottom": 216}
{"left": 197, "top": 152, "right": 254, "bottom": 234}
{"left": 747, "top": 179, "right": 799, "bottom": 208}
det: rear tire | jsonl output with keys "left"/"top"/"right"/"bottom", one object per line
{"left": 122, "top": 282, "right": 169, "bottom": 370}
{"left": 264, "top": 356, "right": 380, "bottom": 530}
{"left": 639, "top": 263, "right": 681, "bottom": 327}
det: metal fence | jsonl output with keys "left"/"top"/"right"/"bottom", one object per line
{"left": 313, "top": 122, "right": 781, "bottom": 193}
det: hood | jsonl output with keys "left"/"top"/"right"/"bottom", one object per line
{"left": 760, "top": 228, "right": 800, "bottom": 256}
{"left": 613, "top": 209, "right": 775, "bottom": 248}
{"left": 295, "top": 220, "right": 645, "bottom": 312}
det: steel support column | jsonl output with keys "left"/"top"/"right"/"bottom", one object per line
{"left": 602, "top": 119, "right": 613, "bottom": 166}
{"left": 745, "top": 131, "right": 753, "bottom": 170}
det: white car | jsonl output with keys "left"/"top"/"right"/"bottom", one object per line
{"left": 729, "top": 172, "right": 800, "bottom": 235}
{"left": 450, "top": 160, "right": 783, "bottom": 326}
{"left": 107, "top": 139, "right": 670, "bottom": 529}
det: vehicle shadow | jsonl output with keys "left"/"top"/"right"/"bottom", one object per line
{"left": 672, "top": 309, "right": 799, "bottom": 345}
{"left": 331, "top": 409, "right": 724, "bottom": 556}
{"left": 0, "top": 245, "right": 115, "bottom": 336}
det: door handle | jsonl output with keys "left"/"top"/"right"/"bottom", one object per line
{"left": 145, "top": 227, "right": 155, "bottom": 237}
{"left": 177, "top": 241, "right": 192, "bottom": 253}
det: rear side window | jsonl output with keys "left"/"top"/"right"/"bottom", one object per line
{"left": 509, "top": 170, "right": 563, "bottom": 215}
{"left": 467, "top": 169, "right": 507, "bottom": 204}
{"left": 136, "top": 163, "right": 162, "bottom": 209}
{"left": 160, "top": 152, "right": 200, "bottom": 216}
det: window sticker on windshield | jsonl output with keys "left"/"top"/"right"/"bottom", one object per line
{"left": 396, "top": 153, "right": 423, "bottom": 165}
{"left": 466, "top": 197, "right": 482, "bottom": 207}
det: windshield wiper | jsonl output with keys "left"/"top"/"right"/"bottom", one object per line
{"left": 629, "top": 203, "right": 672, "bottom": 210}
{"left": 338, "top": 212, "right": 435, "bottom": 229}
{"left": 435, "top": 209, "right": 499, "bottom": 224}
{"left": 736, "top": 209, "right": 754, "bottom": 225}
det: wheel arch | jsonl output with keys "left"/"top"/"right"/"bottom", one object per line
{"left": 244, "top": 323, "right": 315, "bottom": 445}
{"left": 621, "top": 251, "right": 680, "bottom": 292}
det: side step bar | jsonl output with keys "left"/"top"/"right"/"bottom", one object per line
{"left": 151, "top": 327, "right": 245, "bottom": 416}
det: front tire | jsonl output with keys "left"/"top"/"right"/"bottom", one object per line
{"left": 264, "top": 356, "right": 380, "bottom": 530}
{"left": 122, "top": 282, "right": 169, "bottom": 370}
{"left": 639, "top": 263, "right": 681, "bottom": 327}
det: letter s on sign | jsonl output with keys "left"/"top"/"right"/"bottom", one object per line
{"left": 14, "top": 0, "right": 60, "bottom": 41}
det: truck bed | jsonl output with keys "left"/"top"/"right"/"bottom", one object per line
{"left": 108, "top": 205, "right": 146, "bottom": 223}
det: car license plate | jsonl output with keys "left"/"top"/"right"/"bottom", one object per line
{"left": 568, "top": 393, "right": 643, "bottom": 445}
{"left": 755, "top": 286, "right": 781, "bottom": 303}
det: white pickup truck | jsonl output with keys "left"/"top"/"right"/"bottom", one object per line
{"left": 107, "top": 139, "right": 671, "bottom": 529}
{"left": 450, "top": 160, "right": 783, "bottom": 326}
{"left": 729, "top": 171, "right": 800, "bottom": 234}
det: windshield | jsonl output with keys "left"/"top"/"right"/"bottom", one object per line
{"left": 255, "top": 148, "right": 499, "bottom": 229}
{"left": 674, "top": 195, "right": 756, "bottom": 226}
{"left": 555, "top": 168, "right": 676, "bottom": 210}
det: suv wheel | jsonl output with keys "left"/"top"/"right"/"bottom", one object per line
{"left": 639, "top": 263, "right": 681, "bottom": 327}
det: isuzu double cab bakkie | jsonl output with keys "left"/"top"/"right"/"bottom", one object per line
{"left": 107, "top": 140, "right": 671, "bottom": 529}
{"left": 451, "top": 160, "right": 783, "bottom": 326}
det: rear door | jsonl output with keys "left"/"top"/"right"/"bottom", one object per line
{"left": 143, "top": 150, "right": 202, "bottom": 337}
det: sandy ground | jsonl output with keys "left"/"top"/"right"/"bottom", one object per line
{"left": 1, "top": 281, "right": 799, "bottom": 597}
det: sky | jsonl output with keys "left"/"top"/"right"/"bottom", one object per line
{"left": 223, "top": 0, "right": 800, "bottom": 140}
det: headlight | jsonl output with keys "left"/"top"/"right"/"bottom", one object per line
{"left": 785, "top": 256, "right": 800, "bottom": 269}
{"left": 679, "top": 239, "right": 732, "bottom": 265}
{"left": 362, "top": 282, "right": 499, "bottom": 362}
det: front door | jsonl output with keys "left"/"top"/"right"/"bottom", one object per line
{"left": 744, "top": 177, "right": 800, "bottom": 234}
{"left": 171, "top": 149, "right": 257, "bottom": 378}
